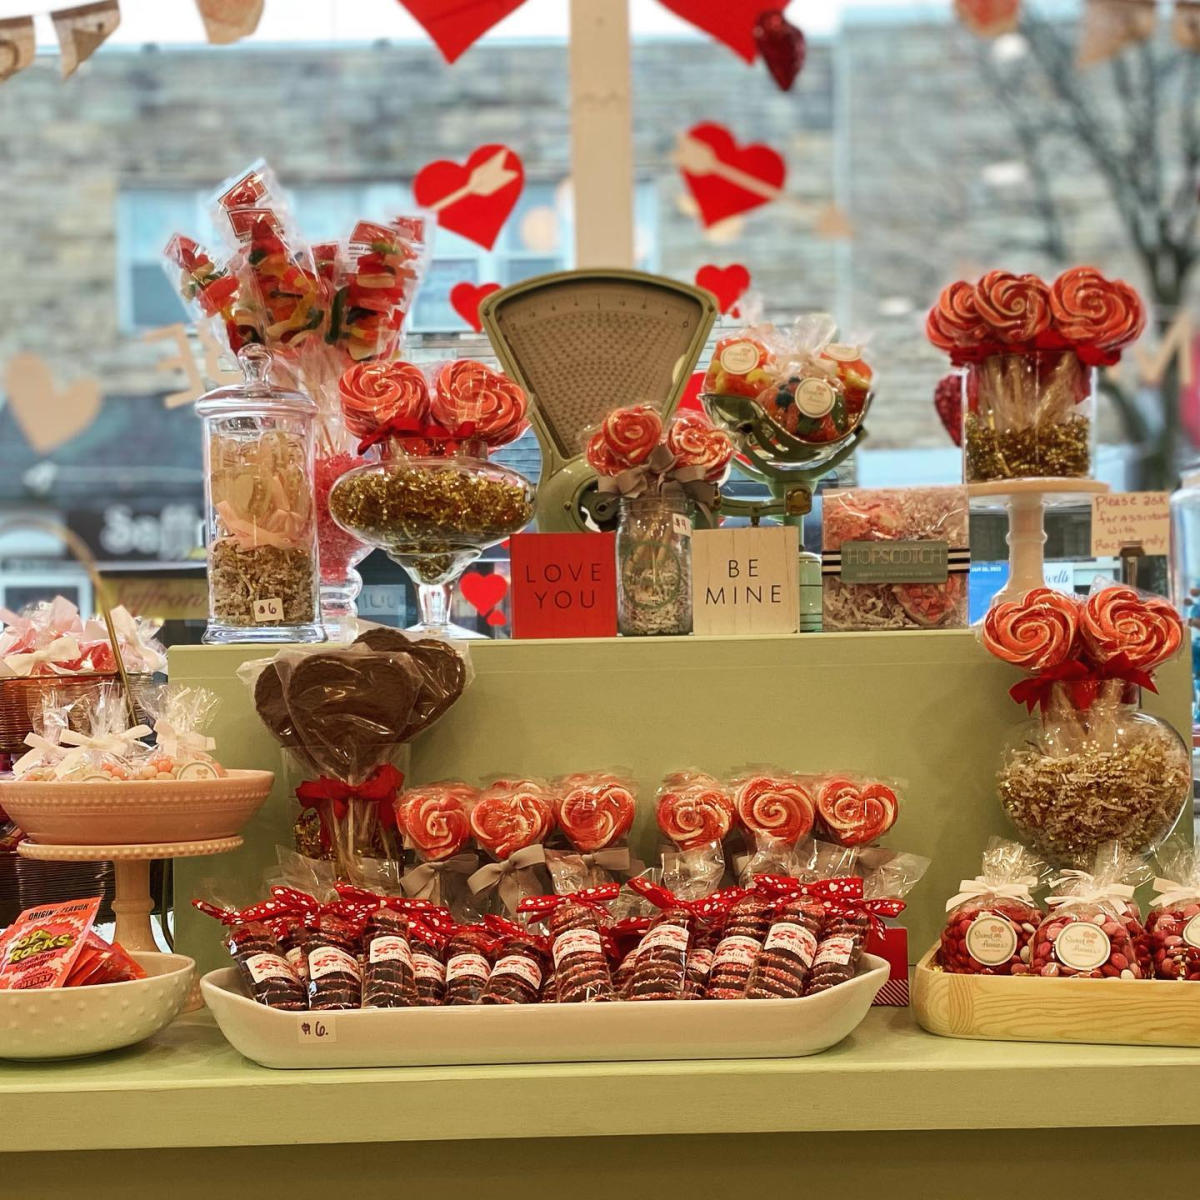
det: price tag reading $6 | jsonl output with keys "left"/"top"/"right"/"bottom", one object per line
{"left": 253, "top": 596, "right": 284, "bottom": 623}
{"left": 297, "top": 1015, "right": 337, "bottom": 1044}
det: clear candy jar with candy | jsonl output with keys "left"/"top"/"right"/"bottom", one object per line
{"left": 997, "top": 680, "right": 1190, "bottom": 869}
{"left": 195, "top": 345, "right": 323, "bottom": 643}
{"left": 982, "top": 583, "right": 1190, "bottom": 868}
{"left": 328, "top": 359, "right": 535, "bottom": 638}
{"left": 617, "top": 489, "right": 693, "bottom": 637}
{"left": 926, "top": 268, "right": 1144, "bottom": 483}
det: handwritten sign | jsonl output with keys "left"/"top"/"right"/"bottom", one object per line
{"left": 510, "top": 532, "right": 617, "bottom": 639}
{"left": 1090, "top": 492, "right": 1170, "bottom": 557}
{"left": 297, "top": 1015, "right": 336, "bottom": 1044}
{"left": 252, "top": 597, "right": 284, "bottom": 623}
{"left": 692, "top": 525, "right": 799, "bottom": 636}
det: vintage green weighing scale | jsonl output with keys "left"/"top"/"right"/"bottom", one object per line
{"left": 480, "top": 268, "right": 869, "bottom": 535}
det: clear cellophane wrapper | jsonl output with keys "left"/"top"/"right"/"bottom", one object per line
{"left": 821, "top": 486, "right": 968, "bottom": 632}
{"left": 1148, "top": 842, "right": 1200, "bottom": 981}
{"left": 937, "top": 838, "right": 1046, "bottom": 975}
{"left": 479, "top": 916, "right": 548, "bottom": 1006}
{"left": 395, "top": 780, "right": 480, "bottom": 919}
{"left": 0, "top": 595, "right": 166, "bottom": 678}
{"left": 465, "top": 777, "right": 555, "bottom": 916}
{"left": 728, "top": 767, "right": 817, "bottom": 880}
{"left": 546, "top": 770, "right": 640, "bottom": 893}
{"left": 1026, "top": 846, "right": 1149, "bottom": 979}
{"left": 142, "top": 685, "right": 226, "bottom": 780}
{"left": 655, "top": 769, "right": 733, "bottom": 898}
{"left": 963, "top": 349, "right": 1093, "bottom": 483}
{"left": 422, "top": 358, "right": 530, "bottom": 450}
{"left": 14, "top": 683, "right": 153, "bottom": 782}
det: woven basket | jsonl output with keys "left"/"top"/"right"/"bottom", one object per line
{"left": 0, "top": 673, "right": 159, "bottom": 757}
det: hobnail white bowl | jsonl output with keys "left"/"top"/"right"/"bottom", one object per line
{"left": 0, "top": 951, "right": 194, "bottom": 1059}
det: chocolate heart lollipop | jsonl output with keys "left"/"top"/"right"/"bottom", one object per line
{"left": 353, "top": 628, "right": 467, "bottom": 737}
{"left": 253, "top": 662, "right": 320, "bottom": 774}
{"left": 285, "top": 651, "right": 420, "bottom": 783}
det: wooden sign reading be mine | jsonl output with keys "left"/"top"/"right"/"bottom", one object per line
{"left": 691, "top": 525, "right": 799, "bottom": 636}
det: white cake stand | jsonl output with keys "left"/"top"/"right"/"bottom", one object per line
{"left": 968, "top": 478, "right": 1109, "bottom": 606}
{"left": 16, "top": 837, "right": 242, "bottom": 953}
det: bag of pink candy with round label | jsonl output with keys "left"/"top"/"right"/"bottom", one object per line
{"left": 1147, "top": 845, "right": 1200, "bottom": 982}
{"left": 1023, "top": 852, "right": 1146, "bottom": 979}
{"left": 938, "top": 838, "right": 1046, "bottom": 975}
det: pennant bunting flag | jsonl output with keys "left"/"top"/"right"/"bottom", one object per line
{"left": 0, "top": 16, "right": 35, "bottom": 81}
{"left": 53, "top": 0, "right": 120, "bottom": 78}
{"left": 195, "top": 0, "right": 263, "bottom": 45}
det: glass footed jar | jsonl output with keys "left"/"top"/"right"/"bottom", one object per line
{"left": 194, "top": 344, "right": 323, "bottom": 644}
{"left": 997, "top": 679, "right": 1190, "bottom": 869}
{"left": 617, "top": 486, "right": 693, "bottom": 636}
{"left": 963, "top": 349, "right": 1096, "bottom": 483}
{"left": 327, "top": 436, "right": 534, "bottom": 639}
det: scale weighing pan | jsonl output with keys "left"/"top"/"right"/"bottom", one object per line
{"left": 479, "top": 269, "right": 717, "bottom": 530}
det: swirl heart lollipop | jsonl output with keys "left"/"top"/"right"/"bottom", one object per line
{"left": 926, "top": 280, "right": 987, "bottom": 352}
{"left": 1049, "top": 267, "right": 1145, "bottom": 354}
{"left": 981, "top": 587, "right": 1080, "bottom": 671}
{"left": 557, "top": 776, "right": 637, "bottom": 853}
{"left": 666, "top": 412, "right": 735, "bottom": 482}
{"left": 597, "top": 404, "right": 664, "bottom": 468}
{"left": 974, "top": 271, "right": 1051, "bottom": 345}
{"left": 339, "top": 360, "right": 429, "bottom": 440}
{"left": 397, "top": 782, "right": 476, "bottom": 861}
{"left": 656, "top": 771, "right": 734, "bottom": 850}
{"left": 585, "top": 429, "right": 628, "bottom": 477}
{"left": 1078, "top": 586, "right": 1183, "bottom": 672}
{"left": 430, "top": 360, "right": 529, "bottom": 446}
{"left": 733, "top": 774, "right": 816, "bottom": 845}
{"left": 815, "top": 776, "right": 898, "bottom": 847}
{"left": 470, "top": 780, "right": 555, "bottom": 861}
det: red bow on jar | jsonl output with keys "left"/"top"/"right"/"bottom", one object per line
{"left": 357, "top": 416, "right": 479, "bottom": 456}
{"left": 1008, "top": 656, "right": 1158, "bottom": 714}
{"left": 294, "top": 763, "right": 406, "bottom": 849}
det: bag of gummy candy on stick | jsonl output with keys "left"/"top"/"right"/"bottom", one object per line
{"left": 938, "top": 838, "right": 1046, "bottom": 975}
{"left": 546, "top": 771, "right": 641, "bottom": 894}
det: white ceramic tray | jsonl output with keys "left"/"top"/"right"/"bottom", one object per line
{"left": 0, "top": 951, "right": 194, "bottom": 1060}
{"left": 200, "top": 952, "right": 889, "bottom": 1069}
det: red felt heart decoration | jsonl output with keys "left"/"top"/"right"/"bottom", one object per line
{"left": 414, "top": 144, "right": 524, "bottom": 250}
{"left": 754, "top": 9, "right": 806, "bottom": 91}
{"left": 677, "top": 370, "right": 705, "bottom": 416}
{"left": 450, "top": 281, "right": 501, "bottom": 332}
{"left": 695, "top": 264, "right": 751, "bottom": 315}
{"left": 677, "top": 122, "right": 786, "bottom": 228}
{"left": 395, "top": 0, "right": 525, "bottom": 63}
{"left": 656, "top": 0, "right": 770, "bottom": 62}
{"left": 460, "top": 570, "right": 509, "bottom": 616}
{"left": 486, "top": 610, "right": 507, "bottom": 628}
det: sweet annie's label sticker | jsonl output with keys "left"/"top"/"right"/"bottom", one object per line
{"left": 836, "top": 540, "right": 950, "bottom": 584}
{"left": 1053, "top": 922, "right": 1111, "bottom": 972}
{"left": 965, "top": 915, "right": 1018, "bottom": 966}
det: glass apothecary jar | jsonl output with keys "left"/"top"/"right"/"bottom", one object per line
{"left": 195, "top": 344, "right": 323, "bottom": 644}
{"left": 617, "top": 487, "right": 693, "bottom": 637}
{"left": 963, "top": 349, "right": 1096, "bottom": 483}
{"left": 997, "top": 679, "right": 1190, "bottom": 868}
{"left": 328, "top": 437, "right": 534, "bottom": 639}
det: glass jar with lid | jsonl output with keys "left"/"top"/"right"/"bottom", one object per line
{"left": 616, "top": 484, "right": 693, "bottom": 636}
{"left": 195, "top": 344, "right": 324, "bottom": 643}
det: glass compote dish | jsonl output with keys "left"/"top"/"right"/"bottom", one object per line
{"left": 329, "top": 356, "right": 535, "bottom": 639}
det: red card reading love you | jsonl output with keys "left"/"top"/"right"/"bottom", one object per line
{"left": 510, "top": 533, "right": 617, "bottom": 639}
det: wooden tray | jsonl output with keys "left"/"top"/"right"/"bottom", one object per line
{"left": 913, "top": 944, "right": 1200, "bottom": 1048}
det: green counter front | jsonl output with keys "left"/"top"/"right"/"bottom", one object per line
{"left": 0, "top": 631, "right": 1195, "bottom": 1196}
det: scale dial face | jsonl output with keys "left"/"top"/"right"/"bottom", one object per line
{"left": 486, "top": 276, "right": 709, "bottom": 461}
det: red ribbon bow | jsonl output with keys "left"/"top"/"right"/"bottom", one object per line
{"left": 356, "top": 416, "right": 479, "bottom": 456}
{"left": 294, "top": 763, "right": 405, "bottom": 848}
{"left": 1008, "top": 656, "right": 1156, "bottom": 714}
{"left": 517, "top": 883, "right": 621, "bottom": 923}
{"left": 192, "top": 897, "right": 294, "bottom": 925}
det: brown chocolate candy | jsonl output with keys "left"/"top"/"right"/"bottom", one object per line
{"left": 353, "top": 628, "right": 467, "bottom": 738}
